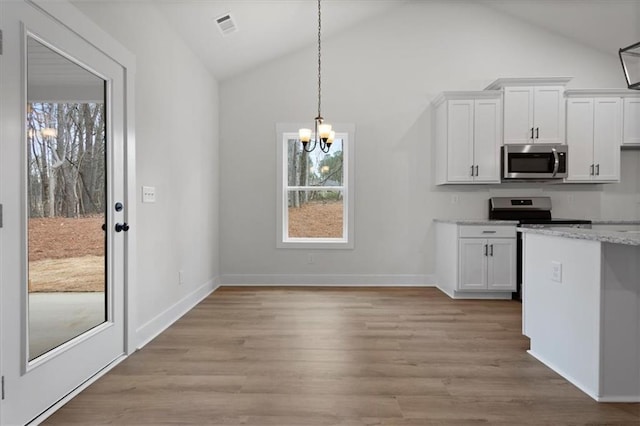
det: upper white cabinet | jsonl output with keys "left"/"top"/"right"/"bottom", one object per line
{"left": 433, "top": 91, "right": 501, "bottom": 185}
{"left": 565, "top": 93, "right": 622, "bottom": 183}
{"left": 486, "top": 77, "right": 571, "bottom": 145}
{"left": 623, "top": 97, "right": 640, "bottom": 146}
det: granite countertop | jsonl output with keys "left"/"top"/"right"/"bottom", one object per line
{"left": 433, "top": 219, "right": 519, "bottom": 225}
{"left": 519, "top": 227, "right": 640, "bottom": 246}
{"left": 591, "top": 220, "right": 640, "bottom": 225}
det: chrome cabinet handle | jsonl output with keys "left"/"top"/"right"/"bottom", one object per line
{"left": 482, "top": 230, "right": 497, "bottom": 234}
{"left": 484, "top": 244, "right": 488, "bottom": 256}
{"left": 590, "top": 164, "right": 594, "bottom": 176}
{"left": 490, "top": 244, "right": 494, "bottom": 256}
{"left": 475, "top": 165, "right": 479, "bottom": 176}
{"left": 471, "top": 165, "right": 474, "bottom": 177}
{"left": 530, "top": 127, "right": 534, "bottom": 139}
{"left": 551, "top": 148, "right": 559, "bottom": 177}
{"left": 596, "top": 164, "right": 600, "bottom": 176}
{"left": 535, "top": 127, "right": 539, "bottom": 139}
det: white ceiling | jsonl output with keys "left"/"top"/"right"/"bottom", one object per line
{"left": 72, "top": 0, "right": 640, "bottom": 82}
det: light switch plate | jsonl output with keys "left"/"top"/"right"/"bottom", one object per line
{"left": 142, "top": 186, "right": 156, "bottom": 203}
{"left": 551, "top": 261, "right": 562, "bottom": 283}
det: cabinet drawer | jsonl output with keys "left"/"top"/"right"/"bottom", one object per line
{"left": 459, "top": 226, "right": 516, "bottom": 238}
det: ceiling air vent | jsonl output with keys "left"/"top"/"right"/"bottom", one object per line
{"left": 215, "top": 13, "right": 237, "bottom": 36}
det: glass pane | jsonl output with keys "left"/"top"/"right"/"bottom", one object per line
{"left": 287, "top": 138, "right": 343, "bottom": 187}
{"left": 287, "top": 190, "right": 344, "bottom": 238}
{"left": 27, "top": 37, "right": 107, "bottom": 360}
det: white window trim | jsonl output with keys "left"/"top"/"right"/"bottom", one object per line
{"left": 276, "top": 123, "right": 355, "bottom": 249}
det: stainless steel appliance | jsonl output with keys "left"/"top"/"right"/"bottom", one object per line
{"left": 502, "top": 144, "right": 568, "bottom": 180}
{"left": 488, "top": 196, "right": 591, "bottom": 300}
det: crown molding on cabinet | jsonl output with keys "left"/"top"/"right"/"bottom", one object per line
{"left": 485, "top": 77, "right": 572, "bottom": 90}
{"left": 431, "top": 90, "right": 502, "bottom": 108}
{"left": 565, "top": 89, "right": 640, "bottom": 98}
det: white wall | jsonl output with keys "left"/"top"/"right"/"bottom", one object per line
{"left": 219, "top": 1, "right": 640, "bottom": 283}
{"left": 72, "top": 2, "right": 220, "bottom": 344}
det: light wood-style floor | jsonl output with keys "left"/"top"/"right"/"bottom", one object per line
{"left": 45, "top": 287, "right": 640, "bottom": 425}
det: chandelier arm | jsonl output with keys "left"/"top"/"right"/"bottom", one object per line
{"left": 303, "top": 139, "right": 317, "bottom": 153}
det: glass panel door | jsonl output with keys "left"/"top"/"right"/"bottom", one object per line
{"left": 26, "top": 37, "right": 108, "bottom": 360}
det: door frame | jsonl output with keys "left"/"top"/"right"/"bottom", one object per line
{"left": 0, "top": 0, "right": 137, "bottom": 422}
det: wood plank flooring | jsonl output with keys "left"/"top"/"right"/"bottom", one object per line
{"left": 44, "top": 287, "right": 640, "bottom": 425}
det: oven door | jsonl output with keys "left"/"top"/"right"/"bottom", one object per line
{"left": 503, "top": 144, "right": 567, "bottom": 179}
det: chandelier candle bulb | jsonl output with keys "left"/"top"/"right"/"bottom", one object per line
{"left": 318, "top": 123, "right": 332, "bottom": 141}
{"left": 299, "top": 128, "right": 312, "bottom": 143}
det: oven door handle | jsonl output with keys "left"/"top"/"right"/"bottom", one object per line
{"left": 551, "top": 148, "right": 559, "bottom": 177}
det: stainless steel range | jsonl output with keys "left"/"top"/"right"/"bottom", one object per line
{"left": 488, "top": 196, "right": 592, "bottom": 300}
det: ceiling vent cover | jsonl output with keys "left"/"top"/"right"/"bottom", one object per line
{"left": 215, "top": 13, "right": 237, "bottom": 36}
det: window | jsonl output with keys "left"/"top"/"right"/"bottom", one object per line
{"left": 276, "top": 123, "right": 355, "bottom": 249}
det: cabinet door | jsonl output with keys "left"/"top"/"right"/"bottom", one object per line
{"left": 592, "top": 97, "right": 621, "bottom": 182}
{"left": 623, "top": 98, "right": 640, "bottom": 145}
{"left": 473, "top": 99, "right": 501, "bottom": 183}
{"left": 447, "top": 100, "right": 475, "bottom": 182}
{"left": 504, "top": 87, "right": 534, "bottom": 144}
{"left": 566, "top": 98, "right": 595, "bottom": 182}
{"left": 487, "top": 239, "right": 516, "bottom": 291}
{"left": 458, "top": 238, "right": 487, "bottom": 290}
{"left": 533, "top": 86, "right": 565, "bottom": 144}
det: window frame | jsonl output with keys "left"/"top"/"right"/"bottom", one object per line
{"left": 276, "top": 123, "right": 355, "bottom": 249}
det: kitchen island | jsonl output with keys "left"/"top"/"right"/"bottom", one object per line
{"left": 520, "top": 226, "right": 640, "bottom": 402}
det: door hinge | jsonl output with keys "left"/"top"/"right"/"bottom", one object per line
{"left": 2, "top": 375, "right": 5, "bottom": 400}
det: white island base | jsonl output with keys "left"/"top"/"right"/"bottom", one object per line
{"left": 522, "top": 231, "right": 640, "bottom": 402}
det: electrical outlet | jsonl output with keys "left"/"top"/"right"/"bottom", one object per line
{"left": 307, "top": 253, "right": 314, "bottom": 264}
{"left": 178, "top": 270, "right": 184, "bottom": 285}
{"left": 551, "top": 261, "right": 562, "bottom": 283}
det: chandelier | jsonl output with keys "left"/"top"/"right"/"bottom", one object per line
{"left": 619, "top": 41, "right": 640, "bottom": 90}
{"left": 298, "top": 0, "right": 335, "bottom": 153}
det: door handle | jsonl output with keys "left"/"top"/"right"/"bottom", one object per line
{"left": 535, "top": 127, "right": 539, "bottom": 139}
{"left": 475, "top": 165, "right": 479, "bottom": 176}
{"left": 490, "top": 244, "right": 494, "bottom": 256}
{"left": 551, "top": 148, "right": 559, "bottom": 177}
{"left": 471, "top": 165, "right": 475, "bottom": 177}
{"left": 590, "top": 164, "right": 594, "bottom": 176}
{"left": 115, "top": 222, "right": 130, "bottom": 232}
{"left": 484, "top": 244, "right": 488, "bottom": 256}
{"left": 596, "top": 164, "right": 600, "bottom": 176}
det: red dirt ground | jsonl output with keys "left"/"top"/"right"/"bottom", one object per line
{"left": 288, "top": 201, "right": 343, "bottom": 238}
{"left": 28, "top": 216, "right": 104, "bottom": 262}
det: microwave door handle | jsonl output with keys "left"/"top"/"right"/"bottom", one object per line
{"left": 552, "top": 148, "right": 559, "bottom": 177}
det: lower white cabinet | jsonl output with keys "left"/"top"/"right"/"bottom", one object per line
{"left": 459, "top": 238, "right": 516, "bottom": 291}
{"left": 435, "top": 222, "right": 516, "bottom": 299}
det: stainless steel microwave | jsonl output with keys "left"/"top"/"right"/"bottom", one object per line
{"left": 502, "top": 144, "right": 568, "bottom": 180}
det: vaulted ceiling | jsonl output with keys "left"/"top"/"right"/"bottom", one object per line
{"left": 72, "top": 0, "right": 640, "bottom": 82}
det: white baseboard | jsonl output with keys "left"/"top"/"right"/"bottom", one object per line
{"left": 135, "top": 277, "right": 219, "bottom": 349}
{"left": 220, "top": 274, "right": 435, "bottom": 286}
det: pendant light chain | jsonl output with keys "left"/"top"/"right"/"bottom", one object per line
{"left": 317, "top": 0, "right": 322, "bottom": 120}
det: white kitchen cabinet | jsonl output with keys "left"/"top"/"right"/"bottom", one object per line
{"left": 459, "top": 238, "right": 516, "bottom": 291}
{"left": 566, "top": 97, "right": 621, "bottom": 182}
{"left": 623, "top": 97, "right": 640, "bottom": 146}
{"left": 433, "top": 92, "right": 501, "bottom": 185}
{"left": 435, "top": 222, "right": 516, "bottom": 299}
{"left": 485, "top": 78, "right": 571, "bottom": 145}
